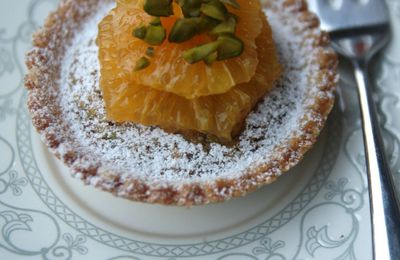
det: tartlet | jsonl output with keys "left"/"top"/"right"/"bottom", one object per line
{"left": 25, "top": 0, "right": 337, "bottom": 206}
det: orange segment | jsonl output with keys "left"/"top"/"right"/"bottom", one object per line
{"left": 101, "top": 16, "right": 282, "bottom": 141}
{"left": 98, "top": 0, "right": 263, "bottom": 99}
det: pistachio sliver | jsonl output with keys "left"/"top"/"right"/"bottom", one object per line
{"left": 150, "top": 17, "right": 162, "bottom": 26}
{"left": 183, "top": 41, "right": 220, "bottom": 64}
{"left": 220, "top": 0, "right": 240, "bottom": 9}
{"left": 144, "top": 0, "right": 173, "bottom": 17}
{"left": 204, "top": 51, "right": 218, "bottom": 65}
{"left": 169, "top": 18, "right": 199, "bottom": 43}
{"left": 135, "top": 57, "right": 150, "bottom": 71}
{"left": 210, "top": 16, "right": 236, "bottom": 35}
{"left": 146, "top": 47, "right": 155, "bottom": 57}
{"left": 200, "top": 1, "right": 228, "bottom": 21}
{"left": 133, "top": 26, "right": 147, "bottom": 39}
{"left": 176, "top": 0, "right": 202, "bottom": 17}
{"left": 228, "top": 12, "right": 239, "bottom": 22}
{"left": 217, "top": 34, "right": 244, "bottom": 60}
{"left": 144, "top": 25, "right": 166, "bottom": 45}
{"left": 198, "top": 15, "right": 220, "bottom": 33}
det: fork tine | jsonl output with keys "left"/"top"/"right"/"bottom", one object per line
{"left": 308, "top": 0, "right": 389, "bottom": 32}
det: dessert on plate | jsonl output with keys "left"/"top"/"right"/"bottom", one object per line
{"left": 25, "top": 0, "right": 337, "bottom": 206}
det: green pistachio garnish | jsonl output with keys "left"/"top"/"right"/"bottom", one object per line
{"left": 150, "top": 17, "right": 162, "bottom": 26}
{"left": 176, "top": 0, "right": 202, "bottom": 17}
{"left": 197, "top": 15, "right": 220, "bottom": 32}
{"left": 220, "top": 0, "right": 240, "bottom": 9}
{"left": 228, "top": 12, "right": 239, "bottom": 22}
{"left": 210, "top": 16, "right": 236, "bottom": 35}
{"left": 217, "top": 34, "right": 244, "bottom": 60}
{"left": 200, "top": 0, "right": 228, "bottom": 21}
{"left": 183, "top": 41, "right": 220, "bottom": 64}
{"left": 146, "top": 47, "right": 155, "bottom": 57}
{"left": 204, "top": 51, "right": 218, "bottom": 65}
{"left": 144, "top": 0, "right": 174, "bottom": 17}
{"left": 133, "top": 19, "right": 166, "bottom": 45}
{"left": 133, "top": 26, "right": 147, "bottom": 39}
{"left": 135, "top": 57, "right": 151, "bottom": 71}
{"left": 144, "top": 25, "right": 166, "bottom": 45}
{"left": 169, "top": 18, "right": 200, "bottom": 43}
{"left": 134, "top": 0, "right": 245, "bottom": 66}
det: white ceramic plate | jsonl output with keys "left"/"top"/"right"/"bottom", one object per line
{"left": 1, "top": 1, "right": 400, "bottom": 259}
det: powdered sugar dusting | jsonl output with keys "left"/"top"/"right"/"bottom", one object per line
{"left": 57, "top": 1, "right": 327, "bottom": 185}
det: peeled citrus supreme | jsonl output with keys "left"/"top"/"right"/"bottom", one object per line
{"left": 97, "top": 0, "right": 282, "bottom": 141}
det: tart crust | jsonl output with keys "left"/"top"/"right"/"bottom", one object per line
{"left": 25, "top": 0, "right": 338, "bottom": 206}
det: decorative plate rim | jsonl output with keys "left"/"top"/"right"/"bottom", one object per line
{"left": 17, "top": 91, "right": 342, "bottom": 257}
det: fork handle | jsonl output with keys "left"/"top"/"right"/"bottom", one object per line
{"left": 353, "top": 60, "right": 400, "bottom": 260}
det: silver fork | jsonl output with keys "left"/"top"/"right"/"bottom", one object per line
{"left": 308, "top": 0, "right": 400, "bottom": 259}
